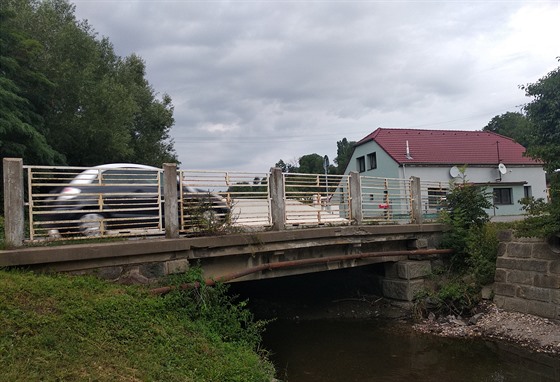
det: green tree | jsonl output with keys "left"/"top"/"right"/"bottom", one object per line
{"left": 297, "top": 153, "right": 324, "bottom": 174}
{"left": 334, "top": 138, "right": 355, "bottom": 174}
{"left": 3, "top": 0, "right": 177, "bottom": 167}
{"left": 483, "top": 111, "right": 533, "bottom": 148}
{"left": 522, "top": 60, "right": 560, "bottom": 177}
{"left": 274, "top": 158, "right": 298, "bottom": 173}
{"left": 516, "top": 59, "right": 560, "bottom": 238}
{"left": 0, "top": 7, "right": 64, "bottom": 165}
{"left": 439, "top": 175, "right": 492, "bottom": 271}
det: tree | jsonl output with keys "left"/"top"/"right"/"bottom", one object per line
{"left": 482, "top": 112, "right": 533, "bottom": 148}
{"left": 274, "top": 137, "right": 354, "bottom": 175}
{"left": 2, "top": 0, "right": 177, "bottom": 167}
{"left": 516, "top": 59, "right": 560, "bottom": 238}
{"left": 0, "top": 7, "right": 64, "bottom": 165}
{"left": 522, "top": 60, "right": 560, "bottom": 177}
{"left": 297, "top": 153, "right": 324, "bottom": 174}
{"left": 334, "top": 138, "right": 355, "bottom": 174}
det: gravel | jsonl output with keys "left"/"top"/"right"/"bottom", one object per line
{"left": 413, "top": 302, "right": 560, "bottom": 357}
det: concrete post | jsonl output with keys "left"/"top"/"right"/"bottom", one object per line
{"left": 3, "top": 158, "right": 24, "bottom": 247}
{"left": 410, "top": 176, "right": 423, "bottom": 224}
{"left": 163, "top": 163, "right": 179, "bottom": 238}
{"left": 349, "top": 171, "right": 363, "bottom": 225}
{"left": 269, "top": 167, "right": 286, "bottom": 231}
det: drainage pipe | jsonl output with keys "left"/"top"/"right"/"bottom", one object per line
{"left": 150, "top": 248, "right": 453, "bottom": 295}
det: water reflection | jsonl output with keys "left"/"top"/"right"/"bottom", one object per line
{"left": 263, "top": 320, "right": 560, "bottom": 382}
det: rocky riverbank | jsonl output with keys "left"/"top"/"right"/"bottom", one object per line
{"left": 249, "top": 292, "right": 560, "bottom": 357}
{"left": 413, "top": 302, "right": 560, "bottom": 357}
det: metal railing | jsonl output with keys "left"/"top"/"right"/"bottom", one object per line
{"left": 360, "top": 176, "right": 413, "bottom": 224}
{"left": 10, "top": 162, "right": 449, "bottom": 243}
{"left": 26, "top": 165, "right": 164, "bottom": 240}
{"left": 179, "top": 170, "right": 271, "bottom": 229}
{"left": 283, "top": 173, "right": 350, "bottom": 226}
{"left": 419, "top": 180, "right": 449, "bottom": 221}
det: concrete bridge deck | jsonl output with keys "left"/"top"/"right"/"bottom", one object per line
{"left": 0, "top": 224, "right": 447, "bottom": 297}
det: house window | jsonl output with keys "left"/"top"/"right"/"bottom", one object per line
{"left": 367, "top": 152, "right": 377, "bottom": 170}
{"left": 524, "top": 186, "right": 532, "bottom": 199}
{"left": 428, "top": 187, "right": 448, "bottom": 208}
{"left": 357, "top": 156, "right": 366, "bottom": 172}
{"left": 494, "top": 188, "right": 513, "bottom": 205}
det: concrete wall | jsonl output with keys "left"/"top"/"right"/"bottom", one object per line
{"left": 494, "top": 231, "right": 560, "bottom": 320}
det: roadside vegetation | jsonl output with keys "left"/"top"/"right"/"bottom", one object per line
{"left": 414, "top": 175, "right": 502, "bottom": 318}
{"left": 0, "top": 268, "right": 275, "bottom": 382}
{"left": 414, "top": 59, "right": 560, "bottom": 319}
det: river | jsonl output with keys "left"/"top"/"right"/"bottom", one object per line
{"left": 229, "top": 267, "right": 560, "bottom": 382}
{"left": 262, "top": 318, "right": 559, "bottom": 382}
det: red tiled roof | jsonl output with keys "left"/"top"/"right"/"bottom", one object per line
{"left": 357, "top": 128, "right": 539, "bottom": 165}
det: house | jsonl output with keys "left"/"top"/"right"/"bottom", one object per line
{"left": 344, "top": 128, "right": 547, "bottom": 219}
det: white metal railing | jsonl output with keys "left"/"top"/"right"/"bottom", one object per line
{"left": 419, "top": 180, "right": 449, "bottom": 221}
{"left": 283, "top": 173, "right": 351, "bottom": 226}
{"left": 360, "top": 176, "right": 413, "bottom": 224}
{"left": 16, "top": 163, "right": 447, "bottom": 243}
{"left": 26, "top": 165, "right": 163, "bottom": 240}
{"left": 179, "top": 170, "right": 271, "bottom": 229}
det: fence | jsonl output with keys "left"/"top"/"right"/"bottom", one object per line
{"left": 2, "top": 159, "right": 447, "bottom": 246}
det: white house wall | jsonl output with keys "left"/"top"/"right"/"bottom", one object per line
{"left": 401, "top": 165, "right": 547, "bottom": 217}
{"left": 344, "top": 139, "right": 547, "bottom": 218}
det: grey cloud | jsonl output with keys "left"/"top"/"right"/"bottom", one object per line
{"left": 73, "top": 0, "right": 560, "bottom": 171}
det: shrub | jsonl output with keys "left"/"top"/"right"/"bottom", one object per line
{"left": 415, "top": 174, "right": 498, "bottom": 318}
{"left": 438, "top": 176, "right": 492, "bottom": 271}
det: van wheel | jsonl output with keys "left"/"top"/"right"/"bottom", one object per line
{"left": 79, "top": 213, "right": 105, "bottom": 236}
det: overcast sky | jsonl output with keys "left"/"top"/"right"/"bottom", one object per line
{"left": 73, "top": 0, "right": 560, "bottom": 172}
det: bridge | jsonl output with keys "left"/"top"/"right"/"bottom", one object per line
{"left": 0, "top": 224, "right": 448, "bottom": 301}
{"left": 1, "top": 159, "right": 451, "bottom": 301}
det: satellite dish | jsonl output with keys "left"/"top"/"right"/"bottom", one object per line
{"left": 498, "top": 163, "right": 507, "bottom": 175}
{"left": 449, "top": 166, "right": 460, "bottom": 178}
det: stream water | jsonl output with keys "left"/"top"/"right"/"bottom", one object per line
{"left": 229, "top": 267, "right": 560, "bottom": 382}
{"left": 262, "top": 319, "right": 560, "bottom": 382}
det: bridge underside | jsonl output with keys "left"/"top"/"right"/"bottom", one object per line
{"left": 0, "top": 224, "right": 445, "bottom": 287}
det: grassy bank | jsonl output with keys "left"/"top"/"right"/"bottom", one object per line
{"left": 0, "top": 270, "right": 275, "bottom": 381}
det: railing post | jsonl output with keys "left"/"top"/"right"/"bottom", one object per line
{"left": 410, "top": 176, "right": 423, "bottom": 224}
{"left": 349, "top": 171, "right": 363, "bottom": 225}
{"left": 163, "top": 163, "right": 179, "bottom": 238}
{"left": 269, "top": 167, "right": 286, "bottom": 230}
{"left": 3, "top": 158, "right": 24, "bottom": 247}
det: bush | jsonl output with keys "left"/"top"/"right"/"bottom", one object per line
{"left": 415, "top": 175, "right": 498, "bottom": 318}
{"left": 516, "top": 196, "right": 560, "bottom": 239}
{"left": 438, "top": 177, "right": 492, "bottom": 271}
